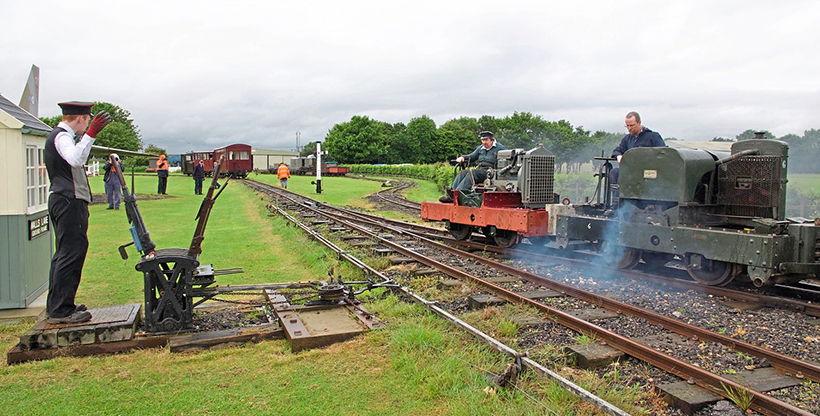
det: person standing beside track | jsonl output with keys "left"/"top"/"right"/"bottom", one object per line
{"left": 45, "top": 101, "right": 112, "bottom": 324}
{"left": 156, "top": 154, "right": 169, "bottom": 194}
{"left": 193, "top": 159, "right": 205, "bottom": 195}
{"left": 439, "top": 131, "right": 506, "bottom": 203}
{"left": 277, "top": 163, "right": 290, "bottom": 189}
{"left": 103, "top": 157, "right": 123, "bottom": 209}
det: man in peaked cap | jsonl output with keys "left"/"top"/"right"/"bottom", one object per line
{"left": 44, "top": 101, "right": 112, "bottom": 324}
{"left": 439, "top": 131, "right": 506, "bottom": 203}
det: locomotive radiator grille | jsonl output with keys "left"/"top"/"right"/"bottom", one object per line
{"left": 522, "top": 155, "right": 555, "bottom": 205}
{"left": 816, "top": 238, "right": 819, "bottom": 263}
{"left": 717, "top": 156, "right": 782, "bottom": 218}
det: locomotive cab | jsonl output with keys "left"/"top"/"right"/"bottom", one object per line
{"left": 618, "top": 146, "right": 727, "bottom": 226}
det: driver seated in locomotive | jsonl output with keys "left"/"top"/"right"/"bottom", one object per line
{"left": 439, "top": 131, "right": 507, "bottom": 203}
{"left": 609, "top": 111, "right": 665, "bottom": 186}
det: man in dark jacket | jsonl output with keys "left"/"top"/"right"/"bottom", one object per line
{"left": 103, "top": 158, "right": 123, "bottom": 209}
{"left": 45, "top": 101, "right": 112, "bottom": 324}
{"left": 610, "top": 111, "right": 665, "bottom": 184}
{"left": 439, "top": 131, "right": 506, "bottom": 203}
{"left": 193, "top": 159, "right": 205, "bottom": 195}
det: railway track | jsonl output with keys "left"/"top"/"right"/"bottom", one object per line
{"left": 372, "top": 180, "right": 422, "bottom": 211}
{"left": 245, "top": 179, "right": 819, "bottom": 415}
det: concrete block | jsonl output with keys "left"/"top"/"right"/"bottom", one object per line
{"left": 509, "top": 315, "right": 548, "bottom": 327}
{"left": 657, "top": 367, "right": 802, "bottom": 415}
{"left": 566, "top": 308, "right": 620, "bottom": 321}
{"left": 412, "top": 268, "right": 439, "bottom": 276}
{"left": 57, "top": 326, "right": 96, "bottom": 347}
{"left": 468, "top": 294, "right": 505, "bottom": 310}
{"left": 437, "top": 279, "right": 461, "bottom": 290}
{"left": 484, "top": 276, "right": 522, "bottom": 284}
{"left": 564, "top": 343, "right": 625, "bottom": 369}
{"left": 519, "top": 289, "right": 562, "bottom": 300}
{"left": 656, "top": 381, "right": 722, "bottom": 415}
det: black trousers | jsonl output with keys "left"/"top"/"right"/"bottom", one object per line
{"left": 194, "top": 178, "right": 203, "bottom": 194}
{"left": 158, "top": 174, "right": 168, "bottom": 194}
{"left": 47, "top": 194, "right": 89, "bottom": 318}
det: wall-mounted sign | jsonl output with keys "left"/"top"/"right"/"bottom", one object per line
{"left": 29, "top": 214, "right": 49, "bottom": 240}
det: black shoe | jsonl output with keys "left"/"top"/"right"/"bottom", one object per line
{"left": 48, "top": 310, "right": 92, "bottom": 324}
{"left": 75, "top": 304, "right": 87, "bottom": 312}
{"left": 439, "top": 195, "right": 453, "bottom": 203}
{"left": 115, "top": 207, "right": 120, "bottom": 210}
{"left": 106, "top": 206, "right": 114, "bottom": 210}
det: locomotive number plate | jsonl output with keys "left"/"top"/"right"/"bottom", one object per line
{"left": 643, "top": 170, "right": 658, "bottom": 179}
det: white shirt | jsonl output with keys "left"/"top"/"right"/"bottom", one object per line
{"left": 54, "top": 121, "right": 95, "bottom": 167}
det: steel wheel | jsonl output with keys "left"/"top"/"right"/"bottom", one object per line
{"left": 493, "top": 229, "right": 520, "bottom": 248}
{"left": 599, "top": 242, "right": 641, "bottom": 269}
{"left": 685, "top": 254, "right": 735, "bottom": 286}
{"left": 617, "top": 248, "right": 642, "bottom": 269}
{"left": 448, "top": 223, "right": 472, "bottom": 240}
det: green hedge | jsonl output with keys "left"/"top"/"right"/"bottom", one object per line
{"left": 348, "top": 164, "right": 456, "bottom": 192}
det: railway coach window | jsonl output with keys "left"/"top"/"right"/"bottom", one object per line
{"left": 228, "top": 151, "right": 250, "bottom": 160}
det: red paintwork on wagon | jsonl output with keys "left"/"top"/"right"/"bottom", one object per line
{"left": 328, "top": 166, "right": 350, "bottom": 174}
{"left": 421, "top": 191, "right": 549, "bottom": 237}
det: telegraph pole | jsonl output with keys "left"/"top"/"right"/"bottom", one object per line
{"left": 296, "top": 131, "right": 301, "bottom": 153}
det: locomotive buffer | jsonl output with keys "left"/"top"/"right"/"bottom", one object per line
{"left": 112, "top": 154, "right": 241, "bottom": 333}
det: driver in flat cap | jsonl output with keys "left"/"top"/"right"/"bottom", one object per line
{"left": 439, "top": 131, "right": 506, "bottom": 203}
{"left": 44, "top": 102, "right": 112, "bottom": 324}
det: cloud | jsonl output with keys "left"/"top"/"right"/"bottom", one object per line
{"left": 1, "top": 0, "right": 818, "bottom": 153}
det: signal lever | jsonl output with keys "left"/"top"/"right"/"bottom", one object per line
{"left": 109, "top": 153, "right": 156, "bottom": 259}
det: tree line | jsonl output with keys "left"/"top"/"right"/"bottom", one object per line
{"left": 38, "top": 103, "right": 819, "bottom": 174}
{"left": 322, "top": 113, "right": 820, "bottom": 174}
{"left": 321, "top": 112, "right": 623, "bottom": 173}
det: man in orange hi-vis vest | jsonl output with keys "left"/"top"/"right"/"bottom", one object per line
{"left": 156, "top": 154, "right": 169, "bottom": 194}
{"left": 277, "top": 163, "right": 290, "bottom": 189}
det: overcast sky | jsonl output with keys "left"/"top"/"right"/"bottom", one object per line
{"left": 2, "top": 0, "right": 818, "bottom": 154}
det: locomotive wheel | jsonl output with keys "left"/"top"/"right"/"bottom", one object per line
{"left": 494, "top": 229, "right": 520, "bottom": 248}
{"left": 598, "top": 242, "right": 641, "bottom": 269}
{"left": 685, "top": 255, "right": 734, "bottom": 286}
{"left": 617, "top": 248, "right": 642, "bottom": 269}
{"left": 448, "top": 223, "right": 472, "bottom": 240}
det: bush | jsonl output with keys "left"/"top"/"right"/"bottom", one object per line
{"left": 348, "top": 163, "right": 456, "bottom": 192}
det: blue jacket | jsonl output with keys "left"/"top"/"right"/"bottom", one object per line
{"left": 612, "top": 127, "right": 665, "bottom": 157}
{"left": 463, "top": 141, "right": 507, "bottom": 169}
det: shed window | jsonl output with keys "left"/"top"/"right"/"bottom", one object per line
{"left": 26, "top": 144, "right": 48, "bottom": 213}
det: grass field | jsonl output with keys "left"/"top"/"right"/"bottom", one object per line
{"left": 789, "top": 174, "right": 820, "bottom": 196}
{"left": 0, "top": 173, "right": 660, "bottom": 415}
